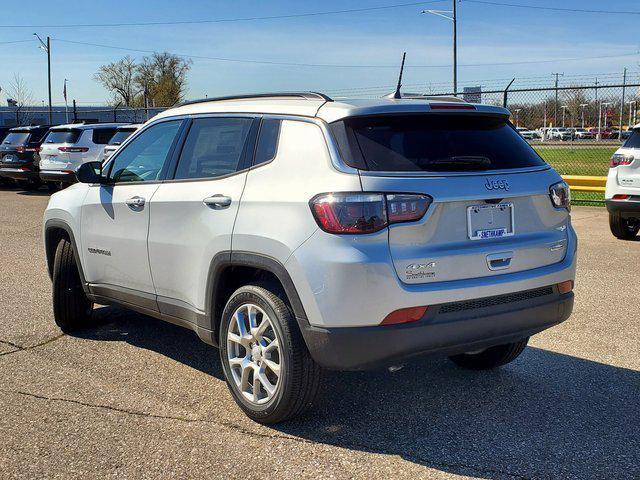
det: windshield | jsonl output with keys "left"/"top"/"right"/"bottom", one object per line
{"left": 44, "top": 129, "right": 81, "bottom": 144}
{"left": 2, "top": 132, "right": 31, "bottom": 145}
{"left": 108, "top": 129, "right": 136, "bottom": 145}
{"left": 334, "top": 114, "right": 547, "bottom": 172}
{"left": 623, "top": 129, "right": 640, "bottom": 149}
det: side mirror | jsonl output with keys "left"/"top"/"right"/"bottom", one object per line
{"left": 76, "top": 161, "right": 104, "bottom": 184}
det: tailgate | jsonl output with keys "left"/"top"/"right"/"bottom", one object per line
{"left": 361, "top": 170, "right": 569, "bottom": 285}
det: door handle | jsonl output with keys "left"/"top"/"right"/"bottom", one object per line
{"left": 203, "top": 195, "right": 232, "bottom": 209}
{"left": 125, "top": 196, "right": 146, "bottom": 209}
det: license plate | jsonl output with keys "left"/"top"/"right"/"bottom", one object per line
{"left": 467, "top": 203, "right": 514, "bottom": 240}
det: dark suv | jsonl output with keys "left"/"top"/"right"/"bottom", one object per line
{"left": 0, "top": 125, "right": 51, "bottom": 190}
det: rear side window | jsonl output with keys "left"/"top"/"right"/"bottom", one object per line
{"left": 45, "top": 129, "right": 81, "bottom": 144}
{"left": 93, "top": 128, "right": 118, "bottom": 145}
{"left": 623, "top": 130, "right": 640, "bottom": 149}
{"left": 254, "top": 119, "right": 281, "bottom": 166}
{"left": 334, "top": 114, "right": 547, "bottom": 172}
{"left": 2, "top": 132, "right": 31, "bottom": 145}
{"left": 108, "top": 129, "right": 136, "bottom": 146}
{"left": 174, "top": 117, "right": 253, "bottom": 180}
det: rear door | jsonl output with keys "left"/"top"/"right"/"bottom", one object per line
{"left": 336, "top": 113, "right": 569, "bottom": 284}
{"left": 147, "top": 116, "right": 257, "bottom": 314}
{"left": 80, "top": 119, "right": 184, "bottom": 298}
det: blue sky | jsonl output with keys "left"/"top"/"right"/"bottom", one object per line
{"left": 0, "top": 0, "right": 638, "bottom": 105}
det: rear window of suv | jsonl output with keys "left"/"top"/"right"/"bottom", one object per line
{"left": 331, "top": 114, "right": 547, "bottom": 172}
{"left": 622, "top": 129, "right": 640, "bottom": 149}
{"left": 2, "top": 131, "right": 31, "bottom": 145}
{"left": 44, "top": 129, "right": 82, "bottom": 144}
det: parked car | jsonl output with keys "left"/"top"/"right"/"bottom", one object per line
{"left": 605, "top": 124, "right": 640, "bottom": 239}
{"left": 102, "top": 124, "right": 143, "bottom": 162}
{"left": 546, "top": 127, "right": 569, "bottom": 140}
{"left": 43, "top": 92, "right": 576, "bottom": 423}
{"left": 589, "top": 127, "right": 613, "bottom": 139}
{"left": 0, "top": 125, "right": 51, "bottom": 190}
{"left": 39, "top": 123, "right": 124, "bottom": 186}
{"left": 515, "top": 127, "right": 539, "bottom": 140}
{"left": 573, "top": 128, "right": 594, "bottom": 140}
{"left": 558, "top": 128, "right": 574, "bottom": 141}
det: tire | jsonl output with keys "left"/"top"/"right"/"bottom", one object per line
{"left": 219, "top": 283, "right": 322, "bottom": 424}
{"left": 52, "top": 238, "right": 93, "bottom": 332}
{"left": 449, "top": 337, "right": 529, "bottom": 370}
{"left": 609, "top": 212, "right": 639, "bottom": 240}
{"left": 46, "top": 182, "right": 60, "bottom": 192}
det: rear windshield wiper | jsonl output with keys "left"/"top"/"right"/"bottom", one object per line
{"left": 420, "top": 156, "right": 492, "bottom": 171}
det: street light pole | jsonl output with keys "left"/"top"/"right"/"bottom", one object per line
{"left": 34, "top": 33, "right": 52, "bottom": 125}
{"left": 561, "top": 105, "right": 568, "bottom": 128}
{"left": 514, "top": 108, "right": 521, "bottom": 128}
{"left": 579, "top": 103, "right": 588, "bottom": 129}
{"left": 421, "top": 1, "right": 457, "bottom": 94}
{"left": 628, "top": 100, "right": 636, "bottom": 130}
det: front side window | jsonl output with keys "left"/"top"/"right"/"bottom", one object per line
{"left": 174, "top": 117, "right": 253, "bottom": 180}
{"left": 107, "top": 120, "right": 182, "bottom": 183}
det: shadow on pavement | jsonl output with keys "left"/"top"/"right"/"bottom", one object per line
{"left": 80, "top": 305, "right": 639, "bottom": 479}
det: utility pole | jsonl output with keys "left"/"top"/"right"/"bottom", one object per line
{"left": 34, "top": 34, "right": 52, "bottom": 125}
{"left": 619, "top": 67, "right": 627, "bottom": 139}
{"left": 421, "top": 1, "right": 458, "bottom": 94}
{"left": 552, "top": 72, "right": 563, "bottom": 126}
{"left": 628, "top": 100, "right": 636, "bottom": 130}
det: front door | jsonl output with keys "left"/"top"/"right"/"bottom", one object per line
{"left": 80, "top": 119, "right": 184, "bottom": 297}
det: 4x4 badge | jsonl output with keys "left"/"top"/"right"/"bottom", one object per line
{"left": 485, "top": 178, "right": 510, "bottom": 191}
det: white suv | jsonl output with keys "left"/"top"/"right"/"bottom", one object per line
{"left": 39, "top": 123, "right": 124, "bottom": 186}
{"left": 43, "top": 93, "right": 576, "bottom": 423}
{"left": 605, "top": 124, "right": 640, "bottom": 239}
{"left": 102, "top": 124, "right": 143, "bottom": 162}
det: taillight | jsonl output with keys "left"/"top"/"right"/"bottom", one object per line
{"left": 58, "top": 146, "right": 89, "bottom": 153}
{"left": 610, "top": 154, "right": 634, "bottom": 167}
{"left": 310, "top": 192, "right": 432, "bottom": 234}
{"left": 429, "top": 103, "right": 476, "bottom": 110}
{"left": 549, "top": 181, "right": 571, "bottom": 211}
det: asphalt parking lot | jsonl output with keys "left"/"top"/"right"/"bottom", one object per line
{"left": 0, "top": 187, "right": 638, "bottom": 479}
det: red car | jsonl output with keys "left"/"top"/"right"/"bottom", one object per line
{"left": 588, "top": 127, "right": 613, "bottom": 139}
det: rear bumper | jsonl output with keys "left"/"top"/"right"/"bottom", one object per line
{"left": 0, "top": 167, "right": 38, "bottom": 180}
{"left": 606, "top": 199, "right": 640, "bottom": 215}
{"left": 39, "top": 169, "right": 76, "bottom": 183}
{"left": 302, "top": 288, "right": 574, "bottom": 370}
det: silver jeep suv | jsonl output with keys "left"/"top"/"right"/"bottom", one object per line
{"left": 43, "top": 92, "right": 576, "bottom": 423}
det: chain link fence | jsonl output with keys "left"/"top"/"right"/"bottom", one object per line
{"left": 428, "top": 83, "right": 640, "bottom": 204}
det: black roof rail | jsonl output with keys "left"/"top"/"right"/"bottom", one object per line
{"left": 177, "top": 91, "right": 333, "bottom": 107}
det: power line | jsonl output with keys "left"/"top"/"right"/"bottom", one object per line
{"left": 463, "top": 0, "right": 640, "bottom": 15}
{"left": 53, "top": 38, "right": 640, "bottom": 68}
{"left": 0, "top": 1, "right": 446, "bottom": 28}
{"left": 0, "top": 39, "right": 34, "bottom": 45}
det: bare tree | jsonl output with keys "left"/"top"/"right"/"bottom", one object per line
{"left": 135, "top": 52, "right": 192, "bottom": 107}
{"left": 6, "top": 73, "right": 34, "bottom": 125}
{"left": 94, "top": 56, "right": 139, "bottom": 106}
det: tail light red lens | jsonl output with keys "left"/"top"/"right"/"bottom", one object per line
{"left": 612, "top": 194, "right": 630, "bottom": 200}
{"left": 58, "top": 146, "right": 89, "bottom": 153}
{"left": 310, "top": 192, "right": 432, "bottom": 234}
{"left": 311, "top": 193, "right": 387, "bottom": 234}
{"left": 610, "top": 154, "right": 634, "bottom": 167}
{"left": 381, "top": 306, "right": 428, "bottom": 325}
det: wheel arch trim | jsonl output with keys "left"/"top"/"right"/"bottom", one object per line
{"left": 44, "top": 219, "right": 89, "bottom": 294}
